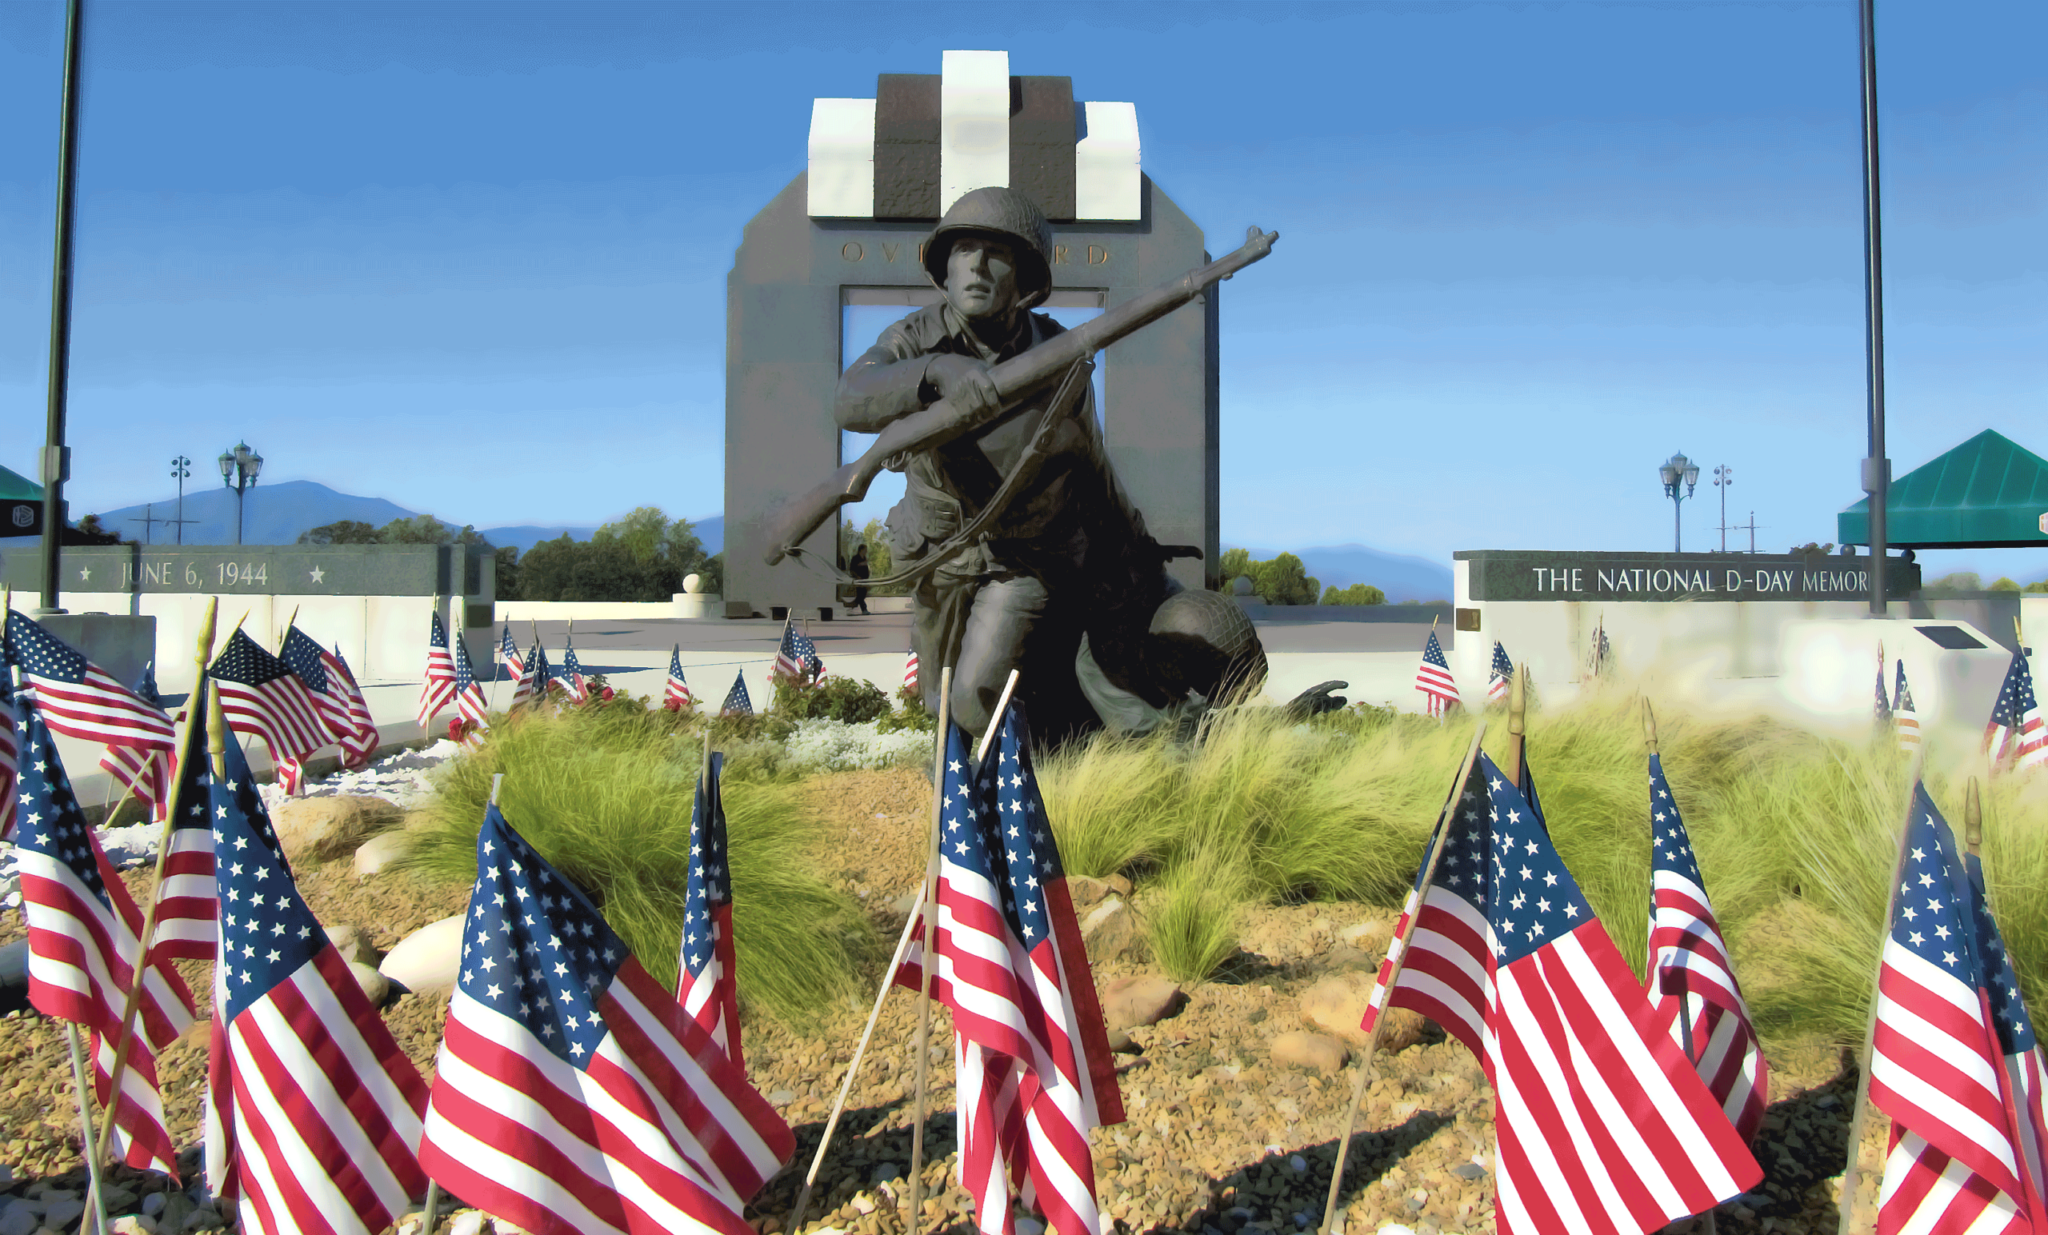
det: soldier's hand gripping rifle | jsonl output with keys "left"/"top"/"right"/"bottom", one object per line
{"left": 763, "top": 224, "right": 1280, "bottom": 565}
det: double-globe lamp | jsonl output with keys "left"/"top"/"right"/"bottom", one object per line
{"left": 1659, "top": 451, "right": 1701, "bottom": 553}
{"left": 219, "top": 440, "right": 263, "bottom": 546}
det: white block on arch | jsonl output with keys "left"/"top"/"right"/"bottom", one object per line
{"left": 1076, "top": 101, "right": 1141, "bottom": 220}
{"left": 940, "top": 49, "right": 1010, "bottom": 212}
{"left": 808, "top": 97, "right": 876, "bottom": 218}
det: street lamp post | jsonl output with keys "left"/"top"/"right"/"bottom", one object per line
{"left": 1712, "top": 464, "right": 1733, "bottom": 552}
{"left": 169, "top": 454, "right": 191, "bottom": 545}
{"left": 218, "top": 440, "right": 263, "bottom": 546}
{"left": 1658, "top": 451, "right": 1701, "bottom": 553}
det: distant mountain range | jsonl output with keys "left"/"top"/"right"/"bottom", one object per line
{"left": 1226, "top": 541, "right": 1454, "bottom": 604}
{"left": 85, "top": 481, "right": 723, "bottom": 556}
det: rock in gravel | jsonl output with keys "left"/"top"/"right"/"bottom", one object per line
{"left": 350, "top": 961, "right": 393, "bottom": 1007}
{"left": 1100, "top": 976, "right": 1184, "bottom": 1031}
{"left": 0, "top": 1200, "right": 38, "bottom": 1235}
{"left": 1298, "top": 974, "right": 1426, "bottom": 1050}
{"left": 1065, "top": 875, "right": 1116, "bottom": 910}
{"left": 1269, "top": 1031, "right": 1349, "bottom": 1073}
{"left": 1337, "top": 918, "right": 1392, "bottom": 955}
{"left": 154, "top": 1192, "right": 194, "bottom": 1232}
{"left": 379, "top": 912, "right": 464, "bottom": 994}
{"left": 110, "top": 1217, "right": 157, "bottom": 1235}
{"left": 41, "top": 1199, "right": 86, "bottom": 1230}
{"left": 1081, "top": 897, "right": 1144, "bottom": 963}
{"left": 449, "top": 1211, "right": 487, "bottom": 1235}
{"left": 325, "top": 923, "right": 380, "bottom": 967}
{"left": 181, "top": 1208, "right": 226, "bottom": 1234}
{"left": 271, "top": 795, "right": 404, "bottom": 865}
{"left": 353, "top": 831, "right": 411, "bottom": 879}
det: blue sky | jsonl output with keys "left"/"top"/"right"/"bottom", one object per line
{"left": 2, "top": 0, "right": 2043, "bottom": 582}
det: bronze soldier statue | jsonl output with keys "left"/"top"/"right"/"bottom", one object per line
{"left": 833, "top": 188, "right": 1334, "bottom": 742}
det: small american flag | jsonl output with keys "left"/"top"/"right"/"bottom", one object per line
{"left": 276, "top": 627, "right": 366, "bottom": 793}
{"left": 1961, "top": 840, "right": 2048, "bottom": 1222}
{"left": 99, "top": 662, "right": 175, "bottom": 822}
{"left": 452, "top": 629, "right": 490, "bottom": 733}
{"left": 15, "top": 693, "right": 198, "bottom": 1180}
{"left": 675, "top": 751, "right": 743, "bottom": 1068}
{"left": 664, "top": 644, "right": 693, "bottom": 711}
{"left": 322, "top": 646, "right": 379, "bottom": 769}
{"left": 147, "top": 691, "right": 242, "bottom": 964}
{"left": 558, "top": 633, "right": 591, "bottom": 703}
{"left": 1414, "top": 629, "right": 1459, "bottom": 717}
{"left": 418, "top": 611, "right": 459, "bottom": 727}
{"left": 1870, "top": 784, "right": 2046, "bottom": 1232}
{"left": 210, "top": 629, "right": 335, "bottom": 787}
{"left": 1986, "top": 648, "right": 2047, "bottom": 773}
{"left": 773, "top": 620, "right": 825, "bottom": 683}
{"left": 1646, "top": 752, "right": 1768, "bottom": 1145}
{"left": 721, "top": 670, "right": 753, "bottom": 717}
{"left": 1893, "top": 660, "right": 1922, "bottom": 753}
{"left": 202, "top": 722, "right": 429, "bottom": 1232}
{"left": 419, "top": 805, "right": 794, "bottom": 1235}
{"left": 4, "top": 610, "right": 177, "bottom": 752}
{"left": 1363, "top": 752, "right": 1761, "bottom": 1232}
{"left": 498, "top": 620, "right": 524, "bottom": 681}
{"left": 516, "top": 639, "right": 548, "bottom": 710}
{"left": 1487, "top": 641, "right": 1514, "bottom": 703}
{"left": 903, "top": 645, "right": 920, "bottom": 695}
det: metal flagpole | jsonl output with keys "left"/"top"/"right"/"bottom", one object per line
{"left": 1858, "top": 0, "right": 1890, "bottom": 616}
{"left": 37, "top": 0, "right": 84, "bottom": 616}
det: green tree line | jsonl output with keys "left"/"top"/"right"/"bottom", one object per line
{"left": 1214, "top": 547, "right": 1387, "bottom": 606}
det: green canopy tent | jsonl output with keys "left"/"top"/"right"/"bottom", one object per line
{"left": 1839, "top": 430, "right": 2048, "bottom": 550}
{"left": 0, "top": 464, "right": 44, "bottom": 538}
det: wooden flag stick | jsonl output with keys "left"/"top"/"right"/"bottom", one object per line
{"left": 1834, "top": 748, "right": 1928, "bottom": 1235}
{"left": 92, "top": 597, "right": 220, "bottom": 1171}
{"left": 905, "top": 666, "right": 954, "bottom": 1233}
{"left": 1501, "top": 662, "right": 1528, "bottom": 788}
{"left": 65, "top": 1025, "right": 108, "bottom": 1235}
{"left": 423, "top": 772, "right": 507, "bottom": 1231}
{"left": 279, "top": 604, "right": 299, "bottom": 651}
{"left": 1964, "top": 777, "right": 1983, "bottom": 860}
{"left": 1320, "top": 719, "right": 1489, "bottom": 1235}
{"left": 791, "top": 882, "right": 931, "bottom": 1231}
{"left": 974, "top": 669, "right": 1021, "bottom": 762}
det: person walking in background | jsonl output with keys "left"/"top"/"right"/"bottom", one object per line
{"left": 849, "top": 543, "right": 872, "bottom": 615}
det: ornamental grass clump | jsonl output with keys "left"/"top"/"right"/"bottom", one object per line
{"left": 399, "top": 704, "right": 882, "bottom": 1030}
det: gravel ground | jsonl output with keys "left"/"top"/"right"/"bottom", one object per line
{"left": 0, "top": 760, "right": 1892, "bottom": 1235}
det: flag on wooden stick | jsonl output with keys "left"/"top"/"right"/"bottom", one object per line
{"left": 1986, "top": 648, "right": 2046, "bottom": 773}
{"left": 1487, "top": 641, "right": 1514, "bottom": 703}
{"left": 1363, "top": 753, "right": 1761, "bottom": 1233}
{"left": 418, "top": 611, "right": 459, "bottom": 727}
{"left": 1893, "top": 660, "right": 1921, "bottom": 752}
{"left": 420, "top": 805, "right": 793, "bottom": 1235}
{"left": 675, "top": 751, "right": 743, "bottom": 1069}
{"left": 664, "top": 645, "right": 693, "bottom": 711}
{"left": 4, "top": 610, "right": 177, "bottom": 753}
{"left": 98, "top": 661, "right": 175, "bottom": 821}
{"left": 1414, "top": 629, "right": 1458, "bottom": 718}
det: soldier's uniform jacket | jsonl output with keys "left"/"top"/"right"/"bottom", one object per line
{"left": 834, "top": 301, "right": 1149, "bottom": 582}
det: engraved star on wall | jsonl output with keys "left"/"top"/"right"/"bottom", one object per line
{"left": 309, "top": 566, "right": 325, "bottom": 583}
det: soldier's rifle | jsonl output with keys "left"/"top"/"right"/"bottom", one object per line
{"left": 762, "top": 224, "right": 1280, "bottom": 565}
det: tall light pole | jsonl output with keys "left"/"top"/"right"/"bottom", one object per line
{"left": 1712, "top": 464, "right": 1734, "bottom": 552}
{"left": 218, "top": 440, "right": 262, "bottom": 546}
{"left": 1659, "top": 451, "right": 1701, "bottom": 553}
{"left": 36, "top": 0, "right": 83, "bottom": 615}
{"left": 169, "top": 454, "right": 191, "bottom": 544}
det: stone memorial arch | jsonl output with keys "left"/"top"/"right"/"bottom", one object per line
{"left": 722, "top": 50, "right": 1221, "bottom": 618}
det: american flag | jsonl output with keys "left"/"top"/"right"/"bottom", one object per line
{"left": 516, "top": 639, "right": 548, "bottom": 710}
{"left": 1870, "top": 784, "right": 2045, "bottom": 1233}
{"left": 499, "top": 620, "right": 525, "bottom": 680}
{"left": 1414, "top": 629, "right": 1459, "bottom": 718}
{"left": 0, "top": 667, "right": 17, "bottom": 839}
{"left": 148, "top": 690, "right": 238, "bottom": 964}
{"left": 202, "top": 723, "right": 429, "bottom": 1233}
{"left": 1894, "top": 660, "right": 1922, "bottom": 753}
{"left": 322, "top": 645, "right": 379, "bottom": 770}
{"left": 903, "top": 644, "right": 920, "bottom": 695}
{"left": 1487, "top": 642, "right": 1514, "bottom": 703}
{"left": 4, "top": 610, "right": 177, "bottom": 753}
{"left": 664, "top": 645, "right": 693, "bottom": 711}
{"left": 14, "top": 693, "right": 198, "bottom": 1180}
{"left": 275, "top": 627, "right": 364, "bottom": 794}
{"left": 452, "top": 629, "right": 490, "bottom": 732}
{"left": 773, "top": 621, "right": 825, "bottom": 683}
{"left": 1960, "top": 840, "right": 2048, "bottom": 1222}
{"left": 1362, "top": 752, "right": 1761, "bottom": 1232}
{"left": 675, "top": 751, "right": 743, "bottom": 1068}
{"left": 1986, "top": 648, "right": 2047, "bottom": 773}
{"left": 1646, "top": 752, "right": 1768, "bottom": 1145}
{"left": 98, "top": 662, "right": 173, "bottom": 822}
{"left": 209, "top": 628, "right": 336, "bottom": 785}
{"left": 721, "top": 671, "right": 752, "bottom": 717}
{"left": 418, "top": 611, "right": 460, "bottom": 727}
{"left": 559, "top": 632, "right": 591, "bottom": 703}
{"left": 418, "top": 805, "right": 795, "bottom": 1235}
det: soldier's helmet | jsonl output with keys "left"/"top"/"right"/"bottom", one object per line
{"left": 1142, "top": 588, "right": 1269, "bottom": 706}
{"left": 923, "top": 187, "right": 1056, "bottom": 310}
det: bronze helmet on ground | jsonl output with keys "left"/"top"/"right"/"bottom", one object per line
{"left": 923, "top": 187, "right": 1056, "bottom": 310}
{"left": 1141, "top": 588, "right": 1269, "bottom": 706}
